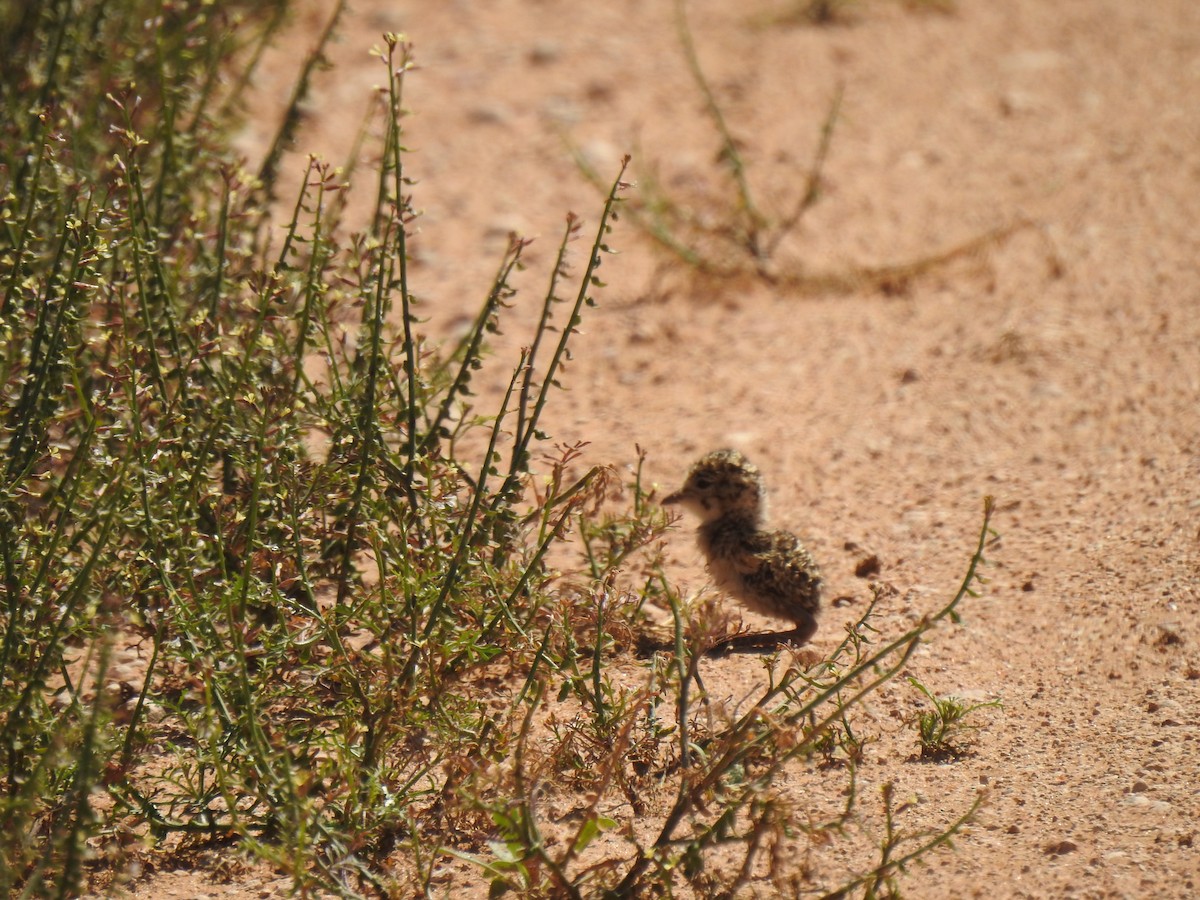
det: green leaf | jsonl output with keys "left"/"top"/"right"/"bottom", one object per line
{"left": 573, "top": 815, "right": 617, "bottom": 854}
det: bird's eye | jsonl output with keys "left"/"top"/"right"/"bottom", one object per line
{"left": 692, "top": 475, "right": 712, "bottom": 490}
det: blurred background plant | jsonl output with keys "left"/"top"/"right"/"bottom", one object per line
{"left": 572, "top": 0, "right": 1029, "bottom": 295}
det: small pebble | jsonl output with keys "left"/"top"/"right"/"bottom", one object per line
{"left": 529, "top": 40, "right": 561, "bottom": 65}
{"left": 854, "top": 554, "right": 882, "bottom": 579}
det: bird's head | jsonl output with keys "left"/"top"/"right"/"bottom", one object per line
{"left": 662, "top": 449, "right": 765, "bottom": 524}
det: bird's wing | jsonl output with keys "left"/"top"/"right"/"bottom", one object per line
{"left": 728, "top": 529, "right": 780, "bottom": 574}
{"left": 757, "top": 530, "right": 821, "bottom": 587}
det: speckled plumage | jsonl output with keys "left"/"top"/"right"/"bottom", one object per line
{"left": 663, "top": 449, "right": 821, "bottom": 646}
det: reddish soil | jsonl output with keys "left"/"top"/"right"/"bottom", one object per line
{"left": 102, "top": 0, "right": 1199, "bottom": 896}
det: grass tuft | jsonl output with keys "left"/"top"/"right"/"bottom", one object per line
{"left": 909, "top": 676, "right": 1003, "bottom": 759}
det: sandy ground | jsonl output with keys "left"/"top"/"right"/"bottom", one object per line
{"left": 106, "top": 0, "right": 1199, "bottom": 896}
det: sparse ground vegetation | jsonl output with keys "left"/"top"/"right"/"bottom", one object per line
{"left": 0, "top": 3, "right": 1005, "bottom": 896}
{"left": 6, "top": 1, "right": 1199, "bottom": 898}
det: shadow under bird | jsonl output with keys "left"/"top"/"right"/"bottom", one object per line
{"left": 663, "top": 448, "right": 821, "bottom": 651}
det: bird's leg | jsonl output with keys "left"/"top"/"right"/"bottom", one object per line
{"left": 709, "top": 617, "right": 818, "bottom": 654}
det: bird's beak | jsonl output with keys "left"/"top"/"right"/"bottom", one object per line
{"left": 662, "top": 490, "right": 683, "bottom": 506}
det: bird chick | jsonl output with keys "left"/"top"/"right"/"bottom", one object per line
{"left": 663, "top": 449, "right": 821, "bottom": 649}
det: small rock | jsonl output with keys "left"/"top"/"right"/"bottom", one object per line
{"left": 1149, "top": 698, "right": 1182, "bottom": 716}
{"left": 576, "top": 139, "right": 621, "bottom": 174}
{"left": 529, "top": 39, "right": 561, "bottom": 65}
{"left": 1044, "top": 839, "right": 1078, "bottom": 855}
{"left": 998, "top": 90, "right": 1039, "bottom": 116}
{"left": 854, "top": 554, "right": 882, "bottom": 579}
{"left": 1155, "top": 624, "right": 1184, "bottom": 648}
{"left": 541, "top": 95, "right": 580, "bottom": 126}
{"left": 467, "top": 103, "right": 513, "bottom": 126}
{"left": 1125, "top": 793, "right": 1172, "bottom": 812}
{"left": 1131, "top": 780, "right": 1149, "bottom": 793}
{"left": 110, "top": 663, "right": 143, "bottom": 685}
